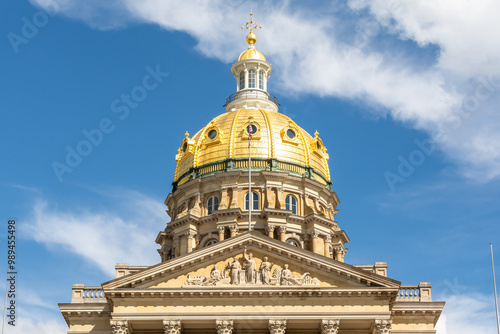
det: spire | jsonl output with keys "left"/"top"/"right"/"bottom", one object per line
{"left": 242, "top": 11, "right": 261, "bottom": 45}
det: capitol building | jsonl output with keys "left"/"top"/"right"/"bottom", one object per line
{"left": 59, "top": 14, "right": 444, "bottom": 334}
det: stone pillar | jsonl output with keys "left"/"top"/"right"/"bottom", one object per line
{"left": 266, "top": 224, "right": 276, "bottom": 238}
{"left": 269, "top": 319, "right": 286, "bottom": 334}
{"left": 220, "top": 187, "right": 229, "bottom": 210}
{"left": 216, "top": 320, "right": 234, "bottom": 334}
{"left": 265, "top": 187, "right": 275, "bottom": 208}
{"left": 277, "top": 188, "right": 285, "bottom": 209}
{"left": 110, "top": 320, "right": 128, "bottom": 334}
{"left": 279, "top": 226, "right": 287, "bottom": 242}
{"left": 419, "top": 282, "right": 432, "bottom": 301}
{"left": 323, "top": 235, "right": 331, "bottom": 257}
{"left": 320, "top": 319, "right": 340, "bottom": 334}
{"left": 334, "top": 246, "right": 346, "bottom": 262}
{"left": 310, "top": 231, "right": 320, "bottom": 254}
{"left": 186, "top": 231, "right": 196, "bottom": 253}
{"left": 173, "top": 236, "right": 180, "bottom": 257}
{"left": 230, "top": 224, "right": 239, "bottom": 237}
{"left": 374, "top": 319, "right": 392, "bottom": 334}
{"left": 163, "top": 320, "right": 181, "bottom": 334}
{"left": 218, "top": 226, "right": 225, "bottom": 242}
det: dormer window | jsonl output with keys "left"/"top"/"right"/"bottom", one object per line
{"left": 248, "top": 69, "right": 256, "bottom": 88}
{"left": 239, "top": 71, "right": 245, "bottom": 90}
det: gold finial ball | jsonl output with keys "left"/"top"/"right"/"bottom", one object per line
{"left": 246, "top": 32, "right": 257, "bottom": 44}
{"left": 314, "top": 130, "right": 319, "bottom": 137}
{"left": 185, "top": 131, "right": 189, "bottom": 138}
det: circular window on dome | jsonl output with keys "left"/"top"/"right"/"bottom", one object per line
{"left": 182, "top": 142, "right": 188, "bottom": 152}
{"left": 208, "top": 129, "right": 217, "bottom": 140}
{"left": 316, "top": 141, "right": 322, "bottom": 150}
{"left": 247, "top": 124, "right": 257, "bottom": 134}
{"left": 286, "top": 239, "right": 299, "bottom": 247}
{"left": 286, "top": 129, "right": 296, "bottom": 139}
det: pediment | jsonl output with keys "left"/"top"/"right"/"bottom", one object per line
{"left": 103, "top": 231, "right": 399, "bottom": 291}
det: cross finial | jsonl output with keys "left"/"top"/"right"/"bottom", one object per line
{"left": 242, "top": 11, "right": 261, "bottom": 34}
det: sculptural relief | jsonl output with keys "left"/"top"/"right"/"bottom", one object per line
{"left": 183, "top": 250, "right": 319, "bottom": 287}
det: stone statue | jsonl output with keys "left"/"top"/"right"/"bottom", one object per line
{"left": 260, "top": 256, "right": 273, "bottom": 285}
{"left": 228, "top": 257, "right": 241, "bottom": 285}
{"left": 280, "top": 264, "right": 299, "bottom": 285}
{"left": 243, "top": 248, "right": 256, "bottom": 284}
{"left": 210, "top": 264, "right": 221, "bottom": 280}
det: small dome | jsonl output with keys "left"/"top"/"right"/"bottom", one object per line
{"left": 174, "top": 108, "right": 331, "bottom": 188}
{"left": 238, "top": 48, "right": 266, "bottom": 62}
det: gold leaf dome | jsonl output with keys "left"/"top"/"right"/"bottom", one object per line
{"left": 174, "top": 108, "right": 331, "bottom": 188}
{"left": 238, "top": 48, "right": 266, "bottom": 62}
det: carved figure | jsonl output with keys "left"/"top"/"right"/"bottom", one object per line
{"left": 228, "top": 257, "right": 241, "bottom": 285}
{"left": 243, "top": 248, "right": 256, "bottom": 284}
{"left": 280, "top": 264, "right": 299, "bottom": 285}
{"left": 211, "top": 264, "right": 221, "bottom": 280}
{"left": 260, "top": 256, "right": 273, "bottom": 285}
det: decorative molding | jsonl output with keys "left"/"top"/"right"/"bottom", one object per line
{"left": 374, "top": 319, "right": 392, "bottom": 334}
{"left": 110, "top": 320, "right": 128, "bottom": 334}
{"left": 320, "top": 319, "right": 340, "bottom": 334}
{"left": 163, "top": 319, "right": 182, "bottom": 334}
{"left": 216, "top": 320, "right": 234, "bottom": 334}
{"left": 269, "top": 319, "right": 287, "bottom": 334}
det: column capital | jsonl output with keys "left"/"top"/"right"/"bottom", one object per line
{"left": 320, "top": 319, "right": 340, "bottom": 334}
{"left": 110, "top": 320, "right": 128, "bottom": 334}
{"left": 216, "top": 320, "right": 234, "bottom": 334}
{"left": 278, "top": 226, "right": 287, "bottom": 234}
{"left": 217, "top": 226, "right": 226, "bottom": 234}
{"left": 269, "top": 319, "right": 287, "bottom": 334}
{"left": 266, "top": 224, "right": 276, "bottom": 233}
{"left": 229, "top": 224, "right": 239, "bottom": 233}
{"left": 163, "top": 319, "right": 182, "bottom": 334}
{"left": 374, "top": 319, "right": 392, "bottom": 334}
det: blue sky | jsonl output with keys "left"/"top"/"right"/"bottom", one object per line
{"left": 1, "top": 0, "right": 500, "bottom": 333}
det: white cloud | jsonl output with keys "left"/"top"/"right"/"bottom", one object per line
{"left": 24, "top": 188, "right": 166, "bottom": 276}
{"left": 29, "top": 0, "right": 500, "bottom": 181}
{"left": 435, "top": 292, "right": 498, "bottom": 334}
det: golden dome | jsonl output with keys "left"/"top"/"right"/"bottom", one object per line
{"left": 238, "top": 48, "right": 266, "bottom": 61}
{"left": 174, "top": 108, "right": 331, "bottom": 188}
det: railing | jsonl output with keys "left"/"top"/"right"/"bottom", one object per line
{"left": 223, "top": 90, "right": 280, "bottom": 107}
{"left": 397, "top": 282, "right": 432, "bottom": 302}
{"left": 71, "top": 284, "right": 107, "bottom": 303}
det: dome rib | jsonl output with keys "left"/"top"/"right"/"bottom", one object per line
{"left": 259, "top": 108, "right": 273, "bottom": 157}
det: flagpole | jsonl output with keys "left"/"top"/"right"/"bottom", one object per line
{"left": 248, "top": 117, "right": 252, "bottom": 231}
{"left": 491, "top": 243, "right": 500, "bottom": 334}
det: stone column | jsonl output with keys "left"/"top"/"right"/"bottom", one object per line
{"left": 374, "top": 319, "right": 392, "bottom": 334}
{"left": 110, "top": 320, "right": 128, "bottom": 334}
{"left": 323, "top": 235, "right": 332, "bottom": 257}
{"left": 173, "top": 236, "right": 180, "bottom": 257}
{"left": 310, "top": 231, "right": 320, "bottom": 254}
{"left": 186, "top": 231, "right": 196, "bottom": 253}
{"left": 279, "top": 226, "right": 287, "bottom": 242}
{"left": 320, "top": 319, "right": 340, "bottom": 334}
{"left": 266, "top": 224, "right": 276, "bottom": 238}
{"left": 277, "top": 188, "right": 285, "bottom": 209}
{"left": 269, "top": 319, "right": 286, "bottom": 334}
{"left": 334, "top": 246, "right": 346, "bottom": 262}
{"left": 216, "top": 320, "right": 234, "bottom": 334}
{"left": 230, "top": 224, "right": 239, "bottom": 237}
{"left": 217, "top": 226, "right": 225, "bottom": 242}
{"left": 219, "top": 187, "right": 228, "bottom": 210}
{"left": 163, "top": 320, "right": 181, "bottom": 334}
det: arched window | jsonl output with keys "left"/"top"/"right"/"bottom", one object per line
{"left": 259, "top": 70, "right": 264, "bottom": 89}
{"left": 286, "top": 239, "right": 299, "bottom": 247}
{"left": 285, "top": 195, "right": 297, "bottom": 214}
{"left": 207, "top": 196, "right": 219, "bottom": 215}
{"left": 206, "top": 239, "right": 218, "bottom": 247}
{"left": 239, "top": 71, "right": 245, "bottom": 90}
{"left": 248, "top": 69, "right": 256, "bottom": 88}
{"left": 245, "top": 191, "right": 259, "bottom": 210}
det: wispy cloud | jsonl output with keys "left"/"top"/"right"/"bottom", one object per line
{"left": 28, "top": 0, "right": 500, "bottom": 181}
{"left": 435, "top": 292, "right": 498, "bottom": 334}
{"left": 23, "top": 188, "right": 166, "bottom": 276}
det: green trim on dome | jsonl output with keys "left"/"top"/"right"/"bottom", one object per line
{"left": 172, "top": 157, "right": 332, "bottom": 192}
